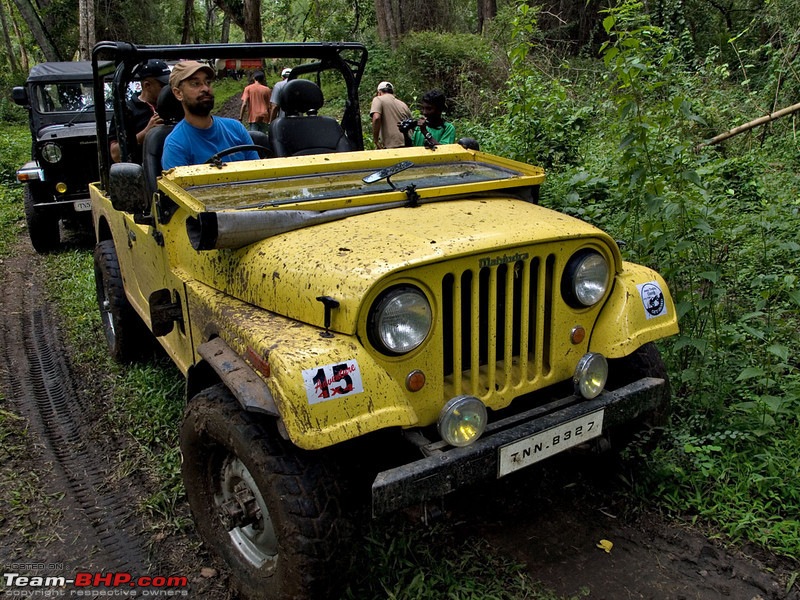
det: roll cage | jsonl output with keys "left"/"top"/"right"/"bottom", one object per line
{"left": 91, "top": 41, "right": 368, "bottom": 189}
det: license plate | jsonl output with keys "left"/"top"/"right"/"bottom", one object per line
{"left": 498, "top": 410, "right": 605, "bottom": 477}
{"left": 74, "top": 200, "right": 92, "bottom": 212}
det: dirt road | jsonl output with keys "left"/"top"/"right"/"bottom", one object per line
{"left": 0, "top": 236, "right": 797, "bottom": 599}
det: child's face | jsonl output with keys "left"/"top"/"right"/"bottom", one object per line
{"left": 421, "top": 101, "right": 440, "bottom": 119}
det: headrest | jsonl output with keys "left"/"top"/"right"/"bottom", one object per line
{"left": 280, "top": 79, "right": 324, "bottom": 116}
{"left": 156, "top": 85, "right": 184, "bottom": 125}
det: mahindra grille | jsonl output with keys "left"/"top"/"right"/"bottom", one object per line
{"left": 442, "top": 252, "right": 555, "bottom": 400}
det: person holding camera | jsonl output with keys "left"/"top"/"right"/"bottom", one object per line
{"left": 370, "top": 81, "right": 411, "bottom": 149}
{"left": 401, "top": 89, "right": 455, "bottom": 149}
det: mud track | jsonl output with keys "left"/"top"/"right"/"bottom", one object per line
{"left": 0, "top": 235, "right": 797, "bottom": 599}
{"left": 0, "top": 245, "right": 147, "bottom": 571}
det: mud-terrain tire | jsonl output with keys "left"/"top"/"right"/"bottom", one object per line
{"left": 605, "top": 342, "right": 671, "bottom": 450}
{"left": 181, "top": 384, "right": 352, "bottom": 600}
{"left": 93, "top": 239, "right": 150, "bottom": 362}
{"left": 24, "top": 185, "right": 60, "bottom": 253}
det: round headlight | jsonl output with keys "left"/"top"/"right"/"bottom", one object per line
{"left": 573, "top": 352, "right": 608, "bottom": 399}
{"left": 438, "top": 395, "right": 488, "bottom": 447}
{"left": 562, "top": 250, "right": 609, "bottom": 308}
{"left": 369, "top": 286, "right": 432, "bottom": 355}
{"left": 41, "top": 142, "right": 62, "bottom": 164}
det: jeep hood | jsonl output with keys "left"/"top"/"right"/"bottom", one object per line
{"left": 190, "top": 198, "right": 617, "bottom": 334}
{"left": 37, "top": 121, "right": 100, "bottom": 141}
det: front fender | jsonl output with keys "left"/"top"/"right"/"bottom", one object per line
{"left": 589, "top": 262, "right": 679, "bottom": 358}
{"left": 186, "top": 281, "right": 418, "bottom": 450}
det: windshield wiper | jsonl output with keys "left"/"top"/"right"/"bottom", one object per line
{"left": 65, "top": 102, "right": 95, "bottom": 127}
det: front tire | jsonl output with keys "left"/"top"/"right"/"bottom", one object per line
{"left": 180, "top": 384, "right": 351, "bottom": 600}
{"left": 24, "top": 185, "right": 60, "bottom": 253}
{"left": 93, "top": 239, "right": 150, "bottom": 362}
{"left": 605, "top": 342, "right": 671, "bottom": 450}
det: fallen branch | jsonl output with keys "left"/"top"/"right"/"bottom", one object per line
{"left": 697, "top": 101, "right": 800, "bottom": 150}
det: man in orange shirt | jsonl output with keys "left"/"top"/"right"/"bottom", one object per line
{"left": 240, "top": 71, "right": 272, "bottom": 133}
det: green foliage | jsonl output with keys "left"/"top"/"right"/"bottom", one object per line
{"left": 390, "top": 31, "right": 506, "bottom": 119}
{"left": 528, "top": 0, "right": 800, "bottom": 559}
{"left": 0, "top": 125, "right": 28, "bottom": 256}
{"left": 468, "top": 4, "right": 592, "bottom": 168}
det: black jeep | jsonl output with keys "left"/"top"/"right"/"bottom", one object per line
{"left": 13, "top": 61, "right": 111, "bottom": 252}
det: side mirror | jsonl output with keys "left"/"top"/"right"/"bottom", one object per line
{"left": 12, "top": 87, "right": 28, "bottom": 107}
{"left": 109, "top": 162, "right": 150, "bottom": 214}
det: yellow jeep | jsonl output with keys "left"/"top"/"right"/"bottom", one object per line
{"left": 90, "top": 42, "right": 678, "bottom": 599}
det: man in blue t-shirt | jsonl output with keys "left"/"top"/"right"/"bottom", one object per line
{"left": 162, "top": 60, "right": 259, "bottom": 170}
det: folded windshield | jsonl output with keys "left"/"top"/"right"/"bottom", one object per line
{"left": 186, "top": 161, "right": 524, "bottom": 211}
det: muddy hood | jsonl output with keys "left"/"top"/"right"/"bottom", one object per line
{"left": 197, "top": 198, "right": 613, "bottom": 334}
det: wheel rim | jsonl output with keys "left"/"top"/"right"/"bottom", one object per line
{"left": 96, "top": 274, "right": 117, "bottom": 341}
{"left": 216, "top": 455, "right": 277, "bottom": 568}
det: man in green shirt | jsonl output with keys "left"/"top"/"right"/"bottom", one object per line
{"left": 404, "top": 89, "right": 455, "bottom": 148}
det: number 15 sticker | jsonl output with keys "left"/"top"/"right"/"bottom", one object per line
{"left": 302, "top": 359, "right": 364, "bottom": 404}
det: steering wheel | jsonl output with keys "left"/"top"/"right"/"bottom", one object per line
{"left": 206, "top": 144, "right": 273, "bottom": 166}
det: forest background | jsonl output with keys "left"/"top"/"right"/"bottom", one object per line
{"left": 0, "top": 0, "right": 799, "bottom": 576}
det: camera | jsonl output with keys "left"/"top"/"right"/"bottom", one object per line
{"left": 398, "top": 117, "right": 418, "bottom": 134}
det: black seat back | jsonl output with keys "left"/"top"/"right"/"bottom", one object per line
{"left": 248, "top": 130, "right": 271, "bottom": 156}
{"left": 143, "top": 86, "right": 184, "bottom": 196}
{"left": 269, "top": 79, "right": 354, "bottom": 157}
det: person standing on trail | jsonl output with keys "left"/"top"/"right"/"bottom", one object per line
{"left": 270, "top": 67, "right": 292, "bottom": 121}
{"left": 370, "top": 81, "right": 411, "bottom": 149}
{"left": 240, "top": 70, "right": 272, "bottom": 133}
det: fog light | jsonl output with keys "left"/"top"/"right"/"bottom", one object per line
{"left": 437, "top": 395, "right": 487, "bottom": 447}
{"left": 573, "top": 353, "right": 608, "bottom": 399}
{"left": 55, "top": 182, "right": 68, "bottom": 194}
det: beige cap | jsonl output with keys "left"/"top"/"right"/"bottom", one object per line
{"left": 170, "top": 60, "right": 215, "bottom": 88}
{"left": 377, "top": 81, "right": 393, "bottom": 92}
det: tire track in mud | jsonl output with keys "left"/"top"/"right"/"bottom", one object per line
{"left": 0, "top": 249, "right": 149, "bottom": 573}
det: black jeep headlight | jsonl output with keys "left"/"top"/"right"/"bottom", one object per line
{"left": 562, "top": 250, "right": 609, "bottom": 308}
{"left": 41, "top": 142, "right": 62, "bottom": 164}
{"left": 368, "top": 286, "right": 432, "bottom": 355}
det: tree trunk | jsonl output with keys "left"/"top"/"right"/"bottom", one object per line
{"left": 7, "top": 0, "right": 29, "bottom": 71}
{"left": 0, "top": 0, "right": 20, "bottom": 73}
{"left": 182, "top": 0, "right": 193, "bottom": 43}
{"left": 220, "top": 12, "right": 230, "bottom": 42}
{"left": 697, "top": 101, "right": 800, "bottom": 150}
{"left": 375, "top": 0, "right": 399, "bottom": 47}
{"left": 213, "top": 0, "right": 244, "bottom": 37}
{"left": 77, "top": 0, "right": 94, "bottom": 60}
{"left": 10, "top": 0, "right": 61, "bottom": 60}
{"left": 242, "top": 0, "right": 261, "bottom": 42}
{"left": 477, "top": 0, "right": 496, "bottom": 34}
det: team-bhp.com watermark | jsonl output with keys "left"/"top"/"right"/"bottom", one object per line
{"left": 2, "top": 570, "right": 189, "bottom": 597}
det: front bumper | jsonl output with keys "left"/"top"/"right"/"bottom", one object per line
{"left": 372, "top": 377, "right": 667, "bottom": 516}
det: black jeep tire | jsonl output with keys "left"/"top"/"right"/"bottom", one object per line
{"left": 93, "top": 240, "right": 150, "bottom": 362}
{"left": 605, "top": 342, "right": 671, "bottom": 451}
{"left": 23, "top": 185, "right": 60, "bottom": 253}
{"left": 180, "top": 384, "right": 351, "bottom": 600}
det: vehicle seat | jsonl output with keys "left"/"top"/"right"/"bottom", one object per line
{"left": 269, "top": 79, "right": 354, "bottom": 157}
{"left": 142, "top": 86, "right": 185, "bottom": 197}
{"left": 248, "top": 130, "right": 272, "bottom": 156}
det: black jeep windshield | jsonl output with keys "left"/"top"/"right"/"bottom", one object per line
{"left": 33, "top": 81, "right": 112, "bottom": 114}
{"left": 187, "top": 161, "right": 523, "bottom": 211}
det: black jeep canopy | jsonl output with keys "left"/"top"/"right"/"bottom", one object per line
{"left": 27, "top": 61, "right": 108, "bottom": 83}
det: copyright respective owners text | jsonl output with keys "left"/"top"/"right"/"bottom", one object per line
{"left": 2, "top": 567, "right": 189, "bottom": 597}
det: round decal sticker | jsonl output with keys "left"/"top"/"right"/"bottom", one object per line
{"left": 636, "top": 281, "right": 667, "bottom": 319}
